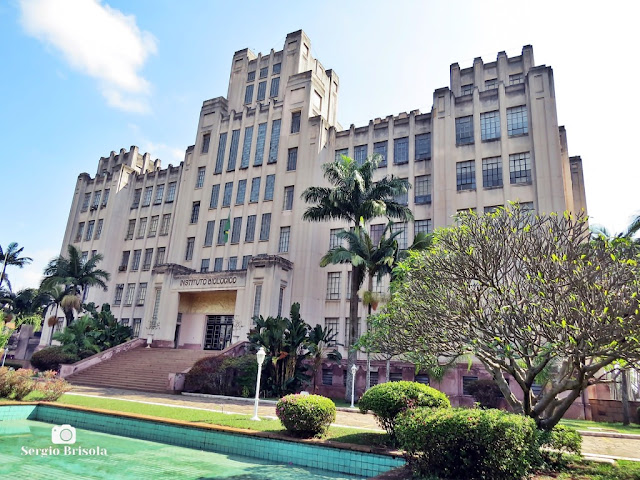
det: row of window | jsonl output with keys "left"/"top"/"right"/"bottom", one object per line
{"left": 114, "top": 282, "right": 147, "bottom": 307}
{"left": 119, "top": 246, "right": 166, "bottom": 272}
{"left": 74, "top": 219, "right": 104, "bottom": 243}
{"left": 118, "top": 318, "right": 142, "bottom": 338}
{"left": 328, "top": 219, "right": 433, "bottom": 254}
{"left": 251, "top": 283, "right": 287, "bottom": 320}
{"left": 199, "top": 254, "right": 253, "bottom": 273}
{"left": 456, "top": 152, "right": 531, "bottom": 191}
{"left": 459, "top": 73, "right": 524, "bottom": 96}
{"left": 81, "top": 189, "right": 110, "bottom": 212}
{"left": 456, "top": 105, "right": 529, "bottom": 145}
{"left": 335, "top": 133, "right": 431, "bottom": 166}
{"left": 125, "top": 214, "right": 171, "bottom": 240}
{"left": 247, "top": 63, "right": 281, "bottom": 82}
{"left": 244, "top": 77, "right": 280, "bottom": 104}
{"left": 132, "top": 182, "right": 177, "bottom": 208}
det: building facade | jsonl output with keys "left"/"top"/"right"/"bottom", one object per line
{"left": 40, "top": 31, "right": 587, "bottom": 391}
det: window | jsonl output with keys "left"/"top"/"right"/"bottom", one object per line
{"left": 354, "top": 145, "right": 367, "bottom": 165}
{"left": 507, "top": 105, "right": 528, "bottom": 136}
{"left": 136, "top": 283, "right": 147, "bottom": 306}
{"left": 85, "top": 220, "right": 95, "bottom": 241}
{"left": 137, "top": 217, "right": 147, "bottom": 238}
{"left": 217, "top": 220, "right": 227, "bottom": 245}
{"left": 213, "top": 257, "right": 223, "bottom": 272}
{"left": 254, "top": 123, "right": 267, "bottom": 165}
{"left": 291, "top": 111, "right": 301, "bottom": 134}
{"left": 415, "top": 373, "right": 430, "bottom": 385}
{"left": 461, "top": 83, "right": 473, "bottom": 95}
{"left": 456, "top": 160, "right": 476, "bottom": 191}
{"left": 92, "top": 191, "right": 101, "bottom": 209}
{"left": 335, "top": 148, "right": 348, "bottom": 162}
{"left": 484, "top": 205, "right": 502, "bottom": 214}
{"left": 414, "top": 175, "right": 432, "bottom": 204}
{"left": 509, "top": 152, "right": 532, "bottom": 184}
{"left": 370, "top": 224, "right": 384, "bottom": 245}
{"left": 373, "top": 141, "right": 387, "bottom": 167}
{"left": 394, "top": 179, "right": 408, "bottom": 205}
{"left": 190, "top": 202, "right": 200, "bottom": 224}
{"left": 236, "top": 179, "right": 246, "bottom": 205}
{"left": 326, "top": 272, "right": 341, "bottom": 300}
{"left": 283, "top": 186, "right": 294, "bottom": 210}
{"left": 166, "top": 182, "right": 176, "bottom": 203}
{"left": 329, "top": 228, "right": 342, "bottom": 249}
{"left": 227, "top": 256, "right": 238, "bottom": 271}
{"left": 269, "top": 77, "right": 280, "bottom": 97}
{"left": 391, "top": 223, "right": 408, "bottom": 250}
{"left": 204, "top": 220, "right": 215, "bottom": 246}
{"left": 75, "top": 222, "right": 85, "bottom": 242}
{"left": 256, "top": 81, "right": 267, "bottom": 101}
{"left": 245, "top": 215, "right": 256, "bottom": 242}
{"left": 124, "top": 284, "right": 135, "bottom": 306}
{"left": 264, "top": 174, "right": 275, "bottom": 201}
{"left": 252, "top": 284, "right": 262, "bottom": 319}
{"left": 509, "top": 73, "right": 524, "bottom": 85}
{"left": 142, "top": 186, "right": 153, "bottom": 207}
{"left": 120, "top": 251, "right": 130, "bottom": 271}
{"left": 201, "top": 258, "right": 210, "bottom": 273}
{"left": 394, "top": 137, "right": 409, "bottom": 165}
{"left": 222, "top": 182, "right": 233, "bottom": 207}
{"left": 228, "top": 129, "right": 240, "bottom": 171}
{"left": 242, "top": 255, "right": 252, "bottom": 269}
{"left": 155, "top": 247, "right": 165, "bottom": 266}
{"left": 196, "top": 167, "right": 206, "bottom": 188}
{"left": 272, "top": 63, "right": 281, "bottom": 74}
{"left": 480, "top": 110, "right": 501, "bottom": 141}
{"left": 277, "top": 286, "right": 285, "bottom": 316}
{"left": 114, "top": 284, "right": 124, "bottom": 305}
{"left": 389, "top": 372, "right": 403, "bottom": 382}
{"left": 95, "top": 219, "right": 103, "bottom": 240}
{"left": 247, "top": 70, "right": 255, "bottom": 82}
{"left": 322, "top": 369, "right": 333, "bottom": 386}
{"left": 287, "top": 147, "right": 297, "bottom": 171}
{"left": 268, "top": 119, "right": 280, "bottom": 163}
{"left": 231, "top": 217, "right": 242, "bottom": 243}
{"left": 132, "top": 319, "right": 141, "bottom": 338}
{"left": 244, "top": 84, "right": 254, "bottom": 104}
{"left": 143, "top": 248, "right": 153, "bottom": 271}
{"left": 259, "top": 213, "right": 271, "bottom": 241}
{"left": 101, "top": 189, "right": 109, "bottom": 207}
{"left": 482, "top": 157, "right": 503, "bottom": 188}
{"left": 81, "top": 193, "right": 91, "bottom": 212}
{"left": 131, "top": 250, "right": 141, "bottom": 271}
{"left": 325, "top": 318, "right": 339, "bottom": 346}
{"left": 415, "top": 219, "right": 432, "bottom": 235}
{"left": 148, "top": 216, "right": 159, "bottom": 237}
{"left": 456, "top": 116, "right": 474, "bottom": 145}
{"left": 160, "top": 214, "right": 171, "bottom": 235}
{"left": 154, "top": 185, "right": 164, "bottom": 204}
{"left": 485, "top": 78, "right": 498, "bottom": 90}
{"left": 259, "top": 67, "right": 268, "bottom": 79}
{"left": 210, "top": 184, "right": 220, "bottom": 208}
{"left": 463, "top": 375, "right": 479, "bottom": 395}
{"left": 81, "top": 251, "right": 88, "bottom": 264}
{"left": 125, "top": 219, "right": 135, "bottom": 240}
{"left": 132, "top": 189, "right": 141, "bottom": 208}
{"left": 185, "top": 237, "right": 195, "bottom": 261}
{"left": 120, "top": 318, "right": 129, "bottom": 326}
{"left": 240, "top": 126, "right": 253, "bottom": 168}
{"left": 214, "top": 132, "right": 227, "bottom": 174}
{"left": 279, "top": 226, "right": 290, "bottom": 253}
{"left": 201, "top": 133, "right": 211, "bottom": 154}
{"left": 415, "top": 133, "right": 431, "bottom": 161}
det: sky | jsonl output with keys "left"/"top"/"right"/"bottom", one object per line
{"left": 1, "top": 0, "right": 639, "bottom": 291}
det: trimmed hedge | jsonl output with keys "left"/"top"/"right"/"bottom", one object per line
{"left": 184, "top": 354, "right": 258, "bottom": 397}
{"left": 30, "top": 346, "right": 78, "bottom": 372}
{"left": 396, "top": 407, "right": 538, "bottom": 480}
{"left": 276, "top": 394, "right": 336, "bottom": 438}
{"left": 358, "top": 381, "right": 450, "bottom": 436}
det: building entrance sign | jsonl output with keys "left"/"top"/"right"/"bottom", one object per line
{"left": 179, "top": 277, "right": 237, "bottom": 287}
{"left": 173, "top": 272, "right": 246, "bottom": 291}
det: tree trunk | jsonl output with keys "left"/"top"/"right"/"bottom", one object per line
{"left": 366, "top": 354, "right": 371, "bottom": 390}
{"left": 0, "top": 254, "right": 8, "bottom": 289}
{"left": 386, "top": 358, "right": 391, "bottom": 383}
{"left": 621, "top": 369, "right": 630, "bottom": 426}
{"left": 344, "top": 264, "right": 361, "bottom": 401}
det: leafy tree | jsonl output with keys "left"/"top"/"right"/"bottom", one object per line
{"left": 52, "top": 315, "right": 100, "bottom": 359}
{"left": 0, "top": 242, "right": 32, "bottom": 291}
{"left": 303, "top": 154, "right": 412, "bottom": 399}
{"left": 307, "top": 324, "right": 342, "bottom": 393}
{"left": 382, "top": 205, "right": 640, "bottom": 430}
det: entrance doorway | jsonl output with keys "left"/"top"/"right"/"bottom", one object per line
{"left": 173, "top": 313, "right": 182, "bottom": 349}
{"left": 204, "top": 315, "right": 233, "bottom": 350}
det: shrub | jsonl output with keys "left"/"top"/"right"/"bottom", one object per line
{"left": 0, "top": 367, "right": 71, "bottom": 401}
{"left": 537, "top": 424, "right": 582, "bottom": 466}
{"left": 276, "top": 394, "right": 336, "bottom": 437}
{"left": 358, "top": 381, "right": 450, "bottom": 436}
{"left": 184, "top": 354, "right": 258, "bottom": 397}
{"left": 396, "top": 407, "right": 538, "bottom": 480}
{"left": 467, "top": 379, "right": 503, "bottom": 409}
{"left": 30, "top": 347, "right": 78, "bottom": 372}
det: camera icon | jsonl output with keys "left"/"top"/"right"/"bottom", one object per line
{"left": 51, "top": 424, "right": 76, "bottom": 444}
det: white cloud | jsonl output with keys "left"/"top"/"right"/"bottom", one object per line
{"left": 142, "top": 141, "right": 185, "bottom": 164}
{"left": 19, "top": 0, "right": 157, "bottom": 113}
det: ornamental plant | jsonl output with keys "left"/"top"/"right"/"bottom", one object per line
{"left": 0, "top": 367, "right": 71, "bottom": 401}
{"left": 276, "top": 394, "right": 336, "bottom": 438}
{"left": 358, "top": 381, "right": 450, "bottom": 436}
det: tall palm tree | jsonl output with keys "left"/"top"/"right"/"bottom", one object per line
{"left": 304, "top": 154, "right": 412, "bottom": 400}
{"left": 41, "top": 245, "right": 110, "bottom": 326}
{"left": 0, "top": 242, "right": 33, "bottom": 291}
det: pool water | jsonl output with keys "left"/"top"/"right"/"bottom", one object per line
{"left": 0, "top": 419, "right": 364, "bottom": 480}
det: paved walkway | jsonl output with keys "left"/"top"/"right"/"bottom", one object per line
{"left": 67, "top": 386, "right": 640, "bottom": 461}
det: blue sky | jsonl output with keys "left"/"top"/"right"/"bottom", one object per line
{"left": 1, "top": 0, "right": 638, "bottom": 291}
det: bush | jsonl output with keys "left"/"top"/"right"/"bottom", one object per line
{"left": 30, "top": 347, "right": 78, "bottom": 372}
{"left": 358, "top": 381, "right": 450, "bottom": 436}
{"left": 537, "top": 424, "right": 582, "bottom": 466}
{"left": 467, "top": 379, "right": 503, "bottom": 409}
{"left": 184, "top": 354, "right": 258, "bottom": 397}
{"left": 276, "top": 394, "right": 336, "bottom": 438}
{"left": 0, "top": 367, "right": 71, "bottom": 401}
{"left": 396, "top": 407, "right": 538, "bottom": 480}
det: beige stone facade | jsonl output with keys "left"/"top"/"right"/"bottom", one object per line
{"left": 40, "top": 31, "right": 587, "bottom": 368}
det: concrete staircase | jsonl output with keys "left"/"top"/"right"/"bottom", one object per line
{"left": 66, "top": 347, "right": 220, "bottom": 393}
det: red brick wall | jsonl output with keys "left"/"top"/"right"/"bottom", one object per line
{"left": 590, "top": 399, "right": 640, "bottom": 423}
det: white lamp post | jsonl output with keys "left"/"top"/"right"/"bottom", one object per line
{"left": 350, "top": 364, "right": 358, "bottom": 408}
{"left": 251, "top": 347, "right": 266, "bottom": 421}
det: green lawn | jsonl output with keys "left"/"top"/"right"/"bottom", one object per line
{"left": 535, "top": 460, "right": 640, "bottom": 480}
{"left": 560, "top": 418, "right": 640, "bottom": 436}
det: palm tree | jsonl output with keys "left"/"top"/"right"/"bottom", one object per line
{"left": 41, "top": 245, "right": 110, "bottom": 326}
{"left": 304, "top": 154, "right": 412, "bottom": 400}
{"left": 0, "top": 242, "right": 33, "bottom": 291}
{"left": 307, "top": 324, "right": 342, "bottom": 393}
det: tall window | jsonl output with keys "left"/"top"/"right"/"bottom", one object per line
{"left": 85, "top": 221, "right": 95, "bottom": 241}
{"left": 151, "top": 288, "right": 161, "bottom": 327}
{"left": 114, "top": 284, "right": 124, "bottom": 305}
{"left": 482, "top": 157, "right": 503, "bottom": 188}
{"left": 204, "top": 220, "right": 215, "bottom": 246}
{"left": 120, "top": 251, "right": 130, "bottom": 270}
{"left": 256, "top": 81, "right": 267, "bottom": 101}
{"left": 213, "top": 258, "right": 223, "bottom": 272}
{"left": 95, "top": 219, "right": 103, "bottom": 240}
{"left": 335, "top": 148, "right": 348, "bottom": 162}
{"left": 268, "top": 119, "right": 281, "bottom": 163}
{"left": 136, "top": 217, "right": 147, "bottom": 238}
{"left": 259, "top": 67, "right": 268, "bottom": 79}
{"left": 124, "top": 284, "right": 135, "bottom": 306}
{"left": 240, "top": 126, "right": 253, "bottom": 168}
{"left": 196, "top": 167, "right": 206, "bottom": 188}
{"left": 254, "top": 123, "right": 267, "bottom": 165}
{"left": 391, "top": 223, "right": 408, "bottom": 250}
{"left": 166, "top": 182, "right": 176, "bottom": 203}
{"left": 131, "top": 250, "right": 141, "bottom": 271}
{"left": 414, "top": 175, "right": 432, "bottom": 204}
{"left": 81, "top": 251, "right": 88, "bottom": 264}
{"left": 329, "top": 228, "right": 342, "bottom": 249}
{"left": 456, "top": 116, "right": 474, "bottom": 145}
{"left": 201, "top": 258, "right": 210, "bottom": 273}
{"left": 373, "top": 141, "right": 387, "bottom": 167}
{"left": 143, "top": 249, "right": 153, "bottom": 270}
{"left": 370, "top": 224, "right": 384, "bottom": 245}
{"left": 283, "top": 186, "right": 294, "bottom": 210}
{"left": 148, "top": 216, "right": 159, "bottom": 237}
{"left": 253, "top": 285, "right": 262, "bottom": 319}
{"left": 75, "top": 222, "right": 85, "bottom": 242}
{"left": 136, "top": 283, "right": 147, "bottom": 306}
{"left": 269, "top": 77, "right": 280, "bottom": 97}
{"left": 278, "top": 286, "right": 285, "bottom": 317}
{"left": 101, "top": 189, "right": 109, "bottom": 207}
{"left": 264, "top": 174, "right": 275, "bottom": 201}
{"left": 245, "top": 215, "right": 256, "bottom": 242}
{"left": 354, "top": 145, "right": 367, "bottom": 165}
{"left": 132, "top": 189, "right": 141, "bottom": 208}
{"left": 81, "top": 193, "right": 91, "bottom": 211}
{"left": 210, "top": 184, "right": 220, "bottom": 208}
{"left": 415, "top": 219, "right": 432, "bottom": 235}
{"left": 227, "top": 129, "right": 240, "bottom": 171}
{"left": 92, "top": 191, "right": 101, "bottom": 209}
{"left": 415, "top": 133, "right": 431, "bottom": 160}
{"left": 480, "top": 111, "right": 501, "bottom": 141}
{"left": 201, "top": 133, "right": 211, "bottom": 154}
{"left": 287, "top": 147, "right": 297, "bottom": 171}
{"left": 461, "top": 83, "right": 474, "bottom": 95}
{"left": 228, "top": 256, "right": 238, "bottom": 271}
{"left": 507, "top": 106, "right": 528, "bottom": 136}
{"left": 142, "top": 186, "right": 153, "bottom": 207}
{"left": 155, "top": 247, "right": 165, "bottom": 266}
{"left": 249, "top": 177, "right": 261, "bottom": 204}
{"left": 190, "top": 202, "right": 200, "bottom": 224}
{"left": 278, "top": 226, "right": 290, "bottom": 253}
{"left": 394, "top": 137, "right": 409, "bottom": 165}
{"left": 214, "top": 132, "right": 227, "bottom": 174}
{"left": 231, "top": 217, "right": 242, "bottom": 243}
{"left": 236, "top": 179, "right": 246, "bottom": 205}
{"left": 456, "top": 160, "right": 476, "bottom": 191}
{"left": 217, "top": 221, "right": 227, "bottom": 245}
{"left": 244, "top": 84, "right": 254, "bottom": 104}
{"left": 242, "top": 255, "right": 252, "bottom": 269}
{"left": 185, "top": 237, "right": 195, "bottom": 261}
{"left": 394, "top": 179, "right": 408, "bottom": 205}
{"left": 509, "top": 152, "right": 532, "bottom": 184}
{"left": 324, "top": 318, "right": 339, "bottom": 346}
{"left": 160, "top": 214, "right": 171, "bottom": 235}
{"left": 259, "top": 213, "right": 271, "bottom": 241}
{"left": 326, "top": 272, "right": 341, "bottom": 300}
{"left": 125, "top": 219, "right": 135, "bottom": 240}
{"left": 222, "top": 182, "right": 233, "bottom": 207}
{"left": 291, "top": 111, "right": 301, "bottom": 133}
{"left": 154, "top": 185, "right": 164, "bottom": 204}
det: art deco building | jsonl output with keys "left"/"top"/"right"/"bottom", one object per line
{"left": 40, "top": 31, "right": 587, "bottom": 388}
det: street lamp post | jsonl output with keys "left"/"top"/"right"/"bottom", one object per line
{"left": 350, "top": 364, "right": 357, "bottom": 408}
{"left": 251, "top": 347, "right": 266, "bottom": 421}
